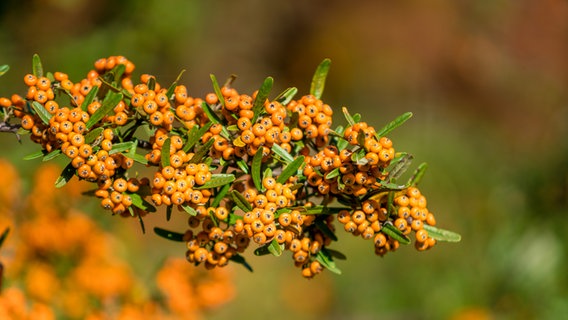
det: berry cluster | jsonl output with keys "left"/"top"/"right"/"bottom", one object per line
{"left": 0, "top": 55, "right": 460, "bottom": 278}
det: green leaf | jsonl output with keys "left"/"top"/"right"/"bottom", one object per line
{"left": 209, "top": 74, "right": 225, "bottom": 108}
{"left": 32, "top": 54, "right": 43, "bottom": 77}
{"left": 388, "top": 153, "right": 413, "bottom": 182}
{"left": 274, "top": 87, "right": 297, "bottom": 105}
{"left": 254, "top": 239, "right": 284, "bottom": 257}
{"left": 381, "top": 223, "right": 411, "bottom": 245}
{"left": 111, "top": 63, "right": 126, "bottom": 82}
{"left": 81, "top": 85, "right": 99, "bottom": 112}
{"left": 276, "top": 155, "right": 305, "bottom": 184}
{"left": 211, "top": 183, "right": 231, "bottom": 207}
{"left": 23, "top": 150, "right": 45, "bottom": 160}
{"left": 325, "top": 167, "right": 340, "bottom": 180}
{"left": 85, "top": 92, "right": 123, "bottom": 129}
{"left": 376, "top": 111, "right": 413, "bottom": 138}
{"left": 84, "top": 127, "right": 104, "bottom": 144}
{"left": 201, "top": 100, "right": 222, "bottom": 125}
{"left": 423, "top": 225, "right": 461, "bottom": 242}
{"left": 252, "top": 77, "right": 273, "bottom": 123}
{"left": 315, "top": 218, "right": 338, "bottom": 241}
{"left": 236, "top": 159, "right": 249, "bottom": 174}
{"left": 31, "top": 101, "right": 51, "bottom": 125}
{"left": 161, "top": 138, "right": 171, "bottom": 167}
{"left": 166, "top": 69, "right": 186, "bottom": 99}
{"left": 271, "top": 144, "right": 294, "bottom": 163}
{"left": 352, "top": 113, "right": 362, "bottom": 123}
{"left": 131, "top": 153, "right": 148, "bottom": 165}
{"left": 251, "top": 148, "right": 264, "bottom": 191}
{"left": 42, "top": 149, "right": 62, "bottom": 162}
{"left": 147, "top": 76, "right": 156, "bottom": 91}
{"left": 408, "top": 162, "right": 428, "bottom": 186}
{"left": 310, "top": 58, "right": 331, "bottom": 99}
{"left": 325, "top": 248, "right": 347, "bottom": 260}
{"left": 315, "top": 248, "right": 341, "bottom": 275}
{"left": 194, "top": 173, "right": 235, "bottom": 189}
{"left": 129, "top": 192, "right": 157, "bottom": 212}
{"left": 351, "top": 148, "right": 367, "bottom": 165}
{"left": 137, "top": 213, "right": 146, "bottom": 234}
{"left": 0, "top": 65, "right": 9, "bottom": 77}
{"left": 166, "top": 205, "right": 172, "bottom": 221}
{"left": 181, "top": 205, "right": 198, "bottom": 216}
{"left": 342, "top": 107, "right": 356, "bottom": 127}
{"left": 0, "top": 227, "right": 10, "bottom": 249}
{"left": 109, "top": 141, "right": 136, "bottom": 155}
{"left": 184, "top": 122, "right": 212, "bottom": 153}
{"left": 229, "top": 254, "right": 253, "bottom": 272}
{"left": 231, "top": 190, "right": 252, "bottom": 212}
{"left": 55, "top": 162, "right": 75, "bottom": 188}
{"left": 153, "top": 227, "right": 185, "bottom": 242}
{"left": 188, "top": 138, "right": 214, "bottom": 164}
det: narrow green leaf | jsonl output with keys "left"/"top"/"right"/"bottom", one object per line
{"left": 325, "top": 167, "right": 340, "bottom": 180}
{"left": 423, "top": 225, "right": 461, "bottom": 242}
{"left": 81, "top": 85, "right": 99, "bottom": 112}
{"left": 166, "top": 205, "right": 173, "bottom": 221}
{"left": 376, "top": 111, "right": 413, "bottom": 138}
{"left": 231, "top": 190, "right": 252, "bottom": 212}
{"left": 0, "top": 227, "right": 10, "bottom": 249}
{"left": 352, "top": 113, "right": 362, "bottom": 123}
{"left": 31, "top": 101, "right": 52, "bottom": 125}
{"left": 153, "top": 227, "right": 185, "bottom": 242}
{"left": 382, "top": 223, "right": 411, "bottom": 245}
{"left": 228, "top": 213, "right": 242, "bottom": 225}
{"left": 229, "top": 254, "right": 253, "bottom": 272}
{"left": 351, "top": 148, "right": 367, "bottom": 165}
{"left": 32, "top": 54, "right": 43, "bottom": 77}
{"left": 166, "top": 70, "right": 186, "bottom": 99}
{"left": 85, "top": 92, "right": 123, "bottom": 129}
{"left": 129, "top": 192, "right": 156, "bottom": 212}
{"left": 276, "top": 155, "right": 305, "bottom": 184}
{"left": 274, "top": 87, "right": 297, "bottom": 105}
{"left": 342, "top": 107, "right": 356, "bottom": 127}
{"left": 388, "top": 153, "right": 414, "bottom": 182}
{"left": 211, "top": 183, "right": 231, "bottom": 207}
{"left": 109, "top": 141, "right": 135, "bottom": 155}
{"left": 131, "top": 153, "right": 148, "bottom": 165}
{"left": 209, "top": 74, "right": 225, "bottom": 108}
{"left": 111, "top": 63, "right": 126, "bottom": 82}
{"left": 194, "top": 173, "right": 235, "bottom": 189}
{"left": 236, "top": 159, "right": 249, "bottom": 174}
{"left": 325, "top": 248, "right": 347, "bottom": 260}
{"left": 55, "top": 162, "right": 75, "bottom": 188}
{"left": 201, "top": 101, "right": 222, "bottom": 125}
{"left": 84, "top": 127, "right": 104, "bottom": 144}
{"left": 184, "top": 122, "right": 212, "bottom": 153}
{"left": 251, "top": 148, "right": 264, "bottom": 191}
{"left": 181, "top": 205, "right": 198, "bottom": 216}
{"left": 408, "top": 162, "right": 428, "bottom": 186}
{"left": 254, "top": 239, "right": 284, "bottom": 257}
{"left": 147, "top": 76, "right": 156, "bottom": 91}
{"left": 23, "top": 150, "right": 45, "bottom": 160}
{"left": 188, "top": 138, "right": 214, "bottom": 164}
{"left": 137, "top": 213, "right": 146, "bottom": 234}
{"left": 42, "top": 149, "right": 62, "bottom": 162}
{"left": 271, "top": 144, "right": 294, "bottom": 163}
{"left": 252, "top": 77, "right": 273, "bottom": 123}
{"left": 0, "top": 65, "right": 9, "bottom": 77}
{"left": 310, "top": 58, "right": 331, "bottom": 99}
{"left": 315, "top": 248, "right": 341, "bottom": 275}
{"left": 161, "top": 138, "right": 171, "bottom": 168}
{"left": 315, "top": 218, "right": 338, "bottom": 241}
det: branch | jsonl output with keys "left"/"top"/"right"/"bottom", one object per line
{"left": 0, "top": 122, "right": 21, "bottom": 142}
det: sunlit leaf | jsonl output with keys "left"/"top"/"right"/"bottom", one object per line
{"left": 376, "top": 111, "right": 413, "bottom": 138}
{"left": 84, "top": 127, "right": 104, "bottom": 144}
{"left": 252, "top": 77, "right": 273, "bottom": 123}
{"left": 165, "top": 69, "right": 186, "bottom": 99}
{"left": 31, "top": 101, "right": 51, "bottom": 125}
{"left": 194, "top": 174, "right": 235, "bottom": 189}
{"left": 211, "top": 183, "right": 231, "bottom": 207}
{"left": 252, "top": 148, "right": 264, "bottom": 191}
{"left": 32, "top": 54, "right": 43, "bottom": 77}
{"left": 381, "top": 223, "right": 411, "bottom": 245}
{"left": 236, "top": 158, "right": 249, "bottom": 174}
{"left": 86, "top": 92, "right": 123, "bottom": 129}
{"left": 423, "top": 225, "right": 461, "bottom": 242}
{"left": 184, "top": 122, "right": 212, "bottom": 153}
{"left": 129, "top": 192, "right": 156, "bottom": 212}
{"left": 154, "top": 227, "right": 184, "bottom": 242}
{"left": 342, "top": 107, "right": 356, "bottom": 127}
{"left": 310, "top": 58, "right": 331, "bottom": 99}
{"left": 408, "top": 162, "right": 428, "bottom": 186}
{"left": 42, "top": 149, "right": 61, "bottom": 162}
{"left": 81, "top": 85, "right": 99, "bottom": 112}
{"left": 181, "top": 205, "right": 198, "bottom": 216}
{"left": 0, "top": 65, "right": 9, "bottom": 77}
{"left": 161, "top": 137, "right": 171, "bottom": 167}
{"left": 274, "top": 87, "right": 297, "bottom": 105}
{"left": 231, "top": 190, "right": 252, "bottom": 212}
{"left": 325, "top": 167, "right": 340, "bottom": 180}
{"left": 109, "top": 141, "right": 136, "bottom": 155}
{"left": 315, "top": 248, "right": 341, "bottom": 275}
{"left": 23, "top": 150, "right": 44, "bottom": 160}
{"left": 271, "top": 144, "right": 294, "bottom": 163}
{"left": 388, "top": 153, "right": 413, "bottom": 182}
{"left": 276, "top": 155, "right": 305, "bottom": 184}
{"left": 209, "top": 74, "right": 225, "bottom": 108}
{"left": 254, "top": 239, "right": 284, "bottom": 257}
{"left": 54, "top": 162, "right": 75, "bottom": 188}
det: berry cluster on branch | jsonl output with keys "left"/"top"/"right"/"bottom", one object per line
{"left": 0, "top": 55, "right": 460, "bottom": 278}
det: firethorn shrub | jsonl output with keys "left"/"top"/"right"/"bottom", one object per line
{"left": 0, "top": 55, "right": 460, "bottom": 279}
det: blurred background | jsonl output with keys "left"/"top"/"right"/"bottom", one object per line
{"left": 1, "top": 0, "right": 567, "bottom": 319}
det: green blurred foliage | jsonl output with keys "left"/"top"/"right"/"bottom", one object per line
{"left": 1, "top": 0, "right": 567, "bottom": 319}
